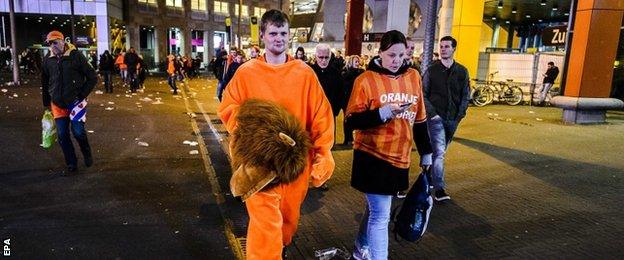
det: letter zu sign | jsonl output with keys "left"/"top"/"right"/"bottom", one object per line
{"left": 542, "top": 26, "right": 567, "bottom": 46}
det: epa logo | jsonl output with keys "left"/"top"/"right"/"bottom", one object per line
{"left": 3, "top": 239, "right": 9, "bottom": 256}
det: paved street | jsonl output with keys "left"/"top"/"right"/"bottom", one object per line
{"left": 1, "top": 74, "right": 624, "bottom": 259}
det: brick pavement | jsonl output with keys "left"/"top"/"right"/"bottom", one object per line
{"left": 186, "top": 77, "right": 624, "bottom": 259}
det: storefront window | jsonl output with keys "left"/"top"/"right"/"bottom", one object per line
{"left": 235, "top": 4, "right": 249, "bottom": 17}
{"left": 191, "top": 0, "right": 207, "bottom": 11}
{"left": 138, "top": 0, "right": 156, "bottom": 4}
{"left": 214, "top": 1, "right": 229, "bottom": 15}
{"left": 166, "top": 0, "right": 182, "bottom": 8}
{"left": 254, "top": 7, "right": 266, "bottom": 17}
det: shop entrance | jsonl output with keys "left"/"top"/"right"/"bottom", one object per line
{"left": 140, "top": 26, "right": 156, "bottom": 67}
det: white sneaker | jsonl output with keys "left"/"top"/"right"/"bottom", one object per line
{"left": 352, "top": 246, "right": 370, "bottom": 260}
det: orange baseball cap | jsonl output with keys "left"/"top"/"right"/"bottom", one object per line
{"left": 46, "top": 30, "right": 64, "bottom": 43}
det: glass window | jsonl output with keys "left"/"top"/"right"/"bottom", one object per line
{"left": 166, "top": 0, "right": 182, "bottom": 7}
{"left": 191, "top": 0, "right": 207, "bottom": 11}
{"left": 235, "top": 4, "right": 249, "bottom": 17}
{"left": 214, "top": 1, "right": 229, "bottom": 14}
{"left": 138, "top": 0, "right": 157, "bottom": 3}
{"left": 254, "top": 7, "right": 266, "bottom": 17}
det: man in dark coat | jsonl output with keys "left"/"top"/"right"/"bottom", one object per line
{"left": 41, "top": 30, "right": 98, "bottom": 175}
{"left": 124, "top": 47, "right": 140, "bottom": 92}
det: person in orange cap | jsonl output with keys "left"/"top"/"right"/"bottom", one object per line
{"left": 41, "top": 30, "right": 98, "bottom": 175}
{"left": 218, "top": 9, "right": 335, "bottom": 259}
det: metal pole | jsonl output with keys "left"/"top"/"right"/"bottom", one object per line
{"left": 2, "top": 16, "right": 6, "bottom": 47}
{"left": 421, "top": 0, "right": 439, "bottom": 86}
{"left": 559, "top": 0, "right": 577, "bottom": 96}
{"left": 70, "top": 0, "right": 76, "bottom": 43}
{"left": 237, "top": 0, "right": 242, "bottom": 49}
{"left": 8, "top": 0, "right": 19, "bottom": 85}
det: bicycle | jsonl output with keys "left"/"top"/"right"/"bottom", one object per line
{"left": 472, "top": 72, "right": 523, "bottom": 106}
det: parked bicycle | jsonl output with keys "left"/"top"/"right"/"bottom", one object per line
{"left": 471, "top": 72, "right": 523, "bottom": 106}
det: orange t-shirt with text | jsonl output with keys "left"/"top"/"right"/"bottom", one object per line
{"left": 346, "top": 68, "right": 427, "bottom": 168}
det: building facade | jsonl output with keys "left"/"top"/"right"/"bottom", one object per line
{"left": 125, "top": 0, "right": 279, "bottom": 67}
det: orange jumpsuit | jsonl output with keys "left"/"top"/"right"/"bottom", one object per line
{"left": 218, "top": 55, "right": 335, "bottom": 259}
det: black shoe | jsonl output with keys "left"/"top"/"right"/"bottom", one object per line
{"left": 61, "top": 165, "right": 77, "bottom": 176}
{"left": 434, "top": 189, "right": 451, "bottom": 201}
{"left": 84, "top": 155, "right": 93, "bottom": 167}
{"left": 173, "top": 90, "right": 178, "bottom": 95}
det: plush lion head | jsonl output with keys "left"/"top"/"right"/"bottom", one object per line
{"left": 229, "top": 99, "right": 311, "bottom": 200}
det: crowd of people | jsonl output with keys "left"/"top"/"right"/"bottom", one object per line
{"left": 214, "top": 9, "right": 470, "bottom": 260}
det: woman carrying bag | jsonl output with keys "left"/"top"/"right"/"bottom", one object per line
{"left": 345, "top": 30, "right": 433, "bottom": 260}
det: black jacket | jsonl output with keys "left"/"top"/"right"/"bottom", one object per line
{"left": 311, "top": 63, "right": 344, "bottom": 116}
{"left": 543, "top": 66, "right": 559, "bottom": 84}
{"left": 124, "top": 51, "right": 139, "bottom": 72}
{"left": 42, "top": 44, "right": 98, "bottom": 108}
{"left": 222, "top": 61, "right": 242, "bottom": 90}
{"left": 341, "top": 67, "right": 364, "bottom": 108}
{"left": 99, "top": 53, "right": 115, "bottom": 72}
{"left": 423, "top": 60, "right": 470, "bottom": 120}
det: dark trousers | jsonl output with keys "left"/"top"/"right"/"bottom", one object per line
{"left": 55, "top": 117, "right": 92, "bottom": 167}
{"left": 342, "top": 106, "right": 353, "bottom": 144}
{"left": 128, "top": 69, "right": 138, "bottom": 92}
{"left": 102, "top": 71, "right": 113, "bottom": 93}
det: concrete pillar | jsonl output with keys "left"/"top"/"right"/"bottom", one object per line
{"left": 438, "top": 0, "right": 454, "bottom": 39}
{"left": 155, "top": 26, "right": 168, "bottom": 62}
{"left": 203, "top": 30, "right": 210, "bottom": 64}
{"left": 451, "top": 0, "right": 485, "bottom": 78}
{"left": 345, "top": 0, "right": 364, "bottom": 56}
{"left": 127, "top": 25, "right": 140, "bottom": 51}
{"left": 551, "top": 0, "right": 624, "bottom": 124}
{"left": 506, "top": 25, "right": 514, "bottom": 48}
{"left": 386, "top": 0, "right": 410, "bottom": 34}
{"left": 95, "top": 14, "right": 110, "bottom": 55}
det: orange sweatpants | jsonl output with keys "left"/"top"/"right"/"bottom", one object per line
{"left": 244, "top": 168, "right": 310, "bottom": 260}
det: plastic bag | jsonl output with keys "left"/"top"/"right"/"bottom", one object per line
{"left": 41, "top": 110, "right": 56, "bottom": 149}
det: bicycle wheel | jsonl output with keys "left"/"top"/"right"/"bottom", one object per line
{"left": 505, "top": 86, "right": 524, "bottom": 106}
{"left": 472, "top": 85, "right": 491, "bottom": 107}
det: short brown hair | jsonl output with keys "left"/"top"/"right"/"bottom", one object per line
{"left": 260, "top": 9, "right": 289, "bottom": 33}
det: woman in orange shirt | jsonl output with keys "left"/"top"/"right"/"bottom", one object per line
{"left": 345, "top": 30, "right": 432, "bottom": 259}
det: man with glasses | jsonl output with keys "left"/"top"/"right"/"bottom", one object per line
{"left": 41, "top": 30, "right": 98, "bottom": 175}
{"left": 312, "top": 44, "right": 344, "bottom": 147}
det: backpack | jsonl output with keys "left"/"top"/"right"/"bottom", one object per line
{"left": 391, "top": 171, "right": 433, "bottom": 242}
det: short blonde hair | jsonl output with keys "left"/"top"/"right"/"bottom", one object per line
{"left": 345, "top": 55, "right": 360, "bottom": 69}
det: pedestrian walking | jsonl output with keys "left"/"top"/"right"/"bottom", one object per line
{"left": 220, "top": 50, "right": 245, "bottom": 101}
{"left": 41, "top": 30, "right": 98, "bottom": 175}
{"left": 99, "top": 50, "right": 115, "bottom": 93}
{"left": 217, "top": 9, "right": 335, "bottom": 259}
{"left": 312, "top": 43, "right": 344, "bottom": 138}
{"left": 115, "top": 51, "right": 127, "bottom": 84}
{"left": 537, "top": 61, "right": 560, "bottom": 106}
{"left": 124, "top": 47, "right": 140, "bottom": 93}
{"left": 423, "top": 36, "right": 471, "bottom": 202}
{"left": 165, "top": 54, "right": 179, "bottom": 95}
{"left": 341, "top": 55, "right": 364, "bottom": 145}
{"left": 345, "top": 30, "right": 432, "bottom": 260}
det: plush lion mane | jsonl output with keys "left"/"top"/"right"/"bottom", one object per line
{"left": 230, "top": 99, "right": 311, "bottom": 184}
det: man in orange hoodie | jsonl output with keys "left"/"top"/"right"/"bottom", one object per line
{"left": 218, "top": 9, "right": 335, "bottom": 259}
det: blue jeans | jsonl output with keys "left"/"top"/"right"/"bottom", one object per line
{"left": 355, "top": 193, "right": 392, "bottom": 260}
{"left": 167, "top": 74, "right": 178, "bottom": 92}
{"left": 427, "top": 117, "right": 459, "bottom": 189}
{"left": 539, "top": 83, "right": 553, "bottom": 103}
{"left": 55, "top": 117, "right": 91, "bottom": 167}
